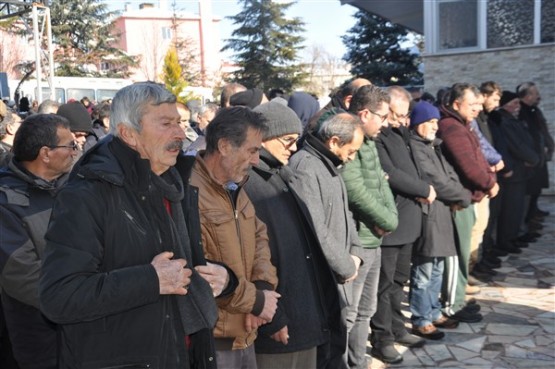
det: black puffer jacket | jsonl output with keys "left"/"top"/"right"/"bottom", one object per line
{"left": 39, "top": 136, "right": 218, "bottom": 369}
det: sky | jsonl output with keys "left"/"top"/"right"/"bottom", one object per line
{"left": 106, "top": 0, "right": 359, "bottom": 60}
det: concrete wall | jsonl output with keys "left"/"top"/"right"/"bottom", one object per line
{"left": 423, "top": 43, "right": 555, "bottom": 193}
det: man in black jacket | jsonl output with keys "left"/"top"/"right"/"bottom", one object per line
{"left": 39, "top": 82, "right": 233, "bottom": 369}
{"left": 245, "top": 101, "right": 341, "bottom": 369}
{"left": 371, "top": 86, "right": 436, "bottom": 364}
{"left": 0, "top": 114, "right": 78, "bottom": 369}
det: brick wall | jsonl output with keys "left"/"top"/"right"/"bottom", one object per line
{"left": 423, "top": 44, "right": 555, "bottom": 193}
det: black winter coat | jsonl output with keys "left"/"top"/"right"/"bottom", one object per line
{"left": 375, "top": 125, "right": 429, "bottom": 246}
{"left": 244, "top": 149, "right": 336, "bottom": 354}
{"left": 39, "top": 136, "right": 218, "bottom": 369}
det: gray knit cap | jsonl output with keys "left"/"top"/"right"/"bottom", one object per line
{"left": 254, "top": 101, "right": 302, "bottom": 141}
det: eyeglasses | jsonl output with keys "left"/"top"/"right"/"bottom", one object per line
{"left": 48, "top": 141, "right": 79, "bottom": 151}
{"left": 367, "top": 109, "right": 389, "bottom": 123}
{"left": 389, "top": 109, "right": 410, "bottom": 122}
{"left": 276, "top": 136, "right": 299, "bottom": 149}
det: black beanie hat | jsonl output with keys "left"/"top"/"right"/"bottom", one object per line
{"left": 500, "top": 90, "right": 519, "bottom": 107}
{"left": 253, "top": 101, "right": 302, "bottom": 141}
{"left": 229, "top": 88, "right": 265, "bottom": 109}
{"left": 57, "top": 102, "right": 93, "bottom": 133}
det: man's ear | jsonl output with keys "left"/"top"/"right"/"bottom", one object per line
{"left": 6, "top": 122, "right": 18, "bottom": 135}
{"left": 38, "top": 146, "right": 51, "bottom": 164}
{"left": 117, "top": 124, "right": 137, "bottom": 148}
{"left": 328, "top": 135, "right": 341, "bottom": 151}
{"left": 218, "top": 138, "right": 232, "bottom": 157}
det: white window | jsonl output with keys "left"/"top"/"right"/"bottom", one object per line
{"left": 161, "top": 27, "right": 172, "bottom": 40}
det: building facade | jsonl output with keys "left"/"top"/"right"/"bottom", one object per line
{"left": 112, "top": 2, "right": 221, "bottom": 86}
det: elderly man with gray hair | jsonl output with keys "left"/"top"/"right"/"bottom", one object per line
{"left": 39, "top": 82, "right": 233, "bottom": 369}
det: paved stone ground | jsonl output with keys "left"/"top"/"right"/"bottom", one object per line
{"left": 368, "top": 195, "right": 555, "bottom": 369}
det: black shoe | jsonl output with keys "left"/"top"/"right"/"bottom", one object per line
{"left": 412, "top": 324, "right": 445, "bottom": 340}
{"left": 463, "top": 302, "right": 481, "bottom": 314}
{"left": 433, "top": 315, "right": 460, "bottom": 329}
{"left": 536, "top": 209, "right": 550, "bottom": 217}
{"left": 489, "top": 248, "right": 509, "bottom": 257}
{"left": 473, "top": 263, "right": 497, "bottom": 276}
{"left": 468, "top": 274, "right": 489, "bottom": 286}
{"left": 371, "top": 345, "right": 403, "bottom": 364}
{"left": 451, "top": 309, "right": 483, "bottom": 323}
{"left": 517, "top": 233, "right": 538, "bottom": 243}
{"left": 480, "top": 257, "right": 501, "bottom": 269}
{"left": 504, "top": 245, "right": 522, "bottom": 254}
{"left": 396, "top": 333, "right": 426, "bottom": 348}
{"left": 513, "top": 240, "right": 529, "bottom": 248}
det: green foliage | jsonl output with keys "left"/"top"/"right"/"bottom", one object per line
{"left": 48, "top": 0, "right": 137, "bottom": 77}
{"left": 161, "top": 47, "right": 194, "bottom": 104}
{"left": 222, "top": 0, "right": 307, "bottom": 93}
{"left": 342, "top": 11, "right": 423, "bottom": 86}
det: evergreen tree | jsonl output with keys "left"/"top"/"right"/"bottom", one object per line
{"left": 342, "top": 11, "right": 423, "bottom": 86}
{"left": 49, "top": 0, "right": 137, "bottom": 77}
{"left": 161, "top": 47, "right": 193, "bottom": 104}
{"left": 222, "top": 0, "right": 307, "bottom": 93}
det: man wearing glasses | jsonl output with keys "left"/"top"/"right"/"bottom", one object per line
{"left": 371, "top": 86, "right": 437, "bottom": 364}
{"left": 0, "top": 114, "right": 78, "bottom": 368}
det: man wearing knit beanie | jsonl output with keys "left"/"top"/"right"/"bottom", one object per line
{"left": 245, "top": 104, "right": 359, "bottom": 368}
{"left": 253, "top": 101, "right": 301, "bottom": 165}
{"left": 57, "top": 101, "right": 95, "bottom": 151}
{"left": 408, "top": 100, "right": 472, "bottom": 341}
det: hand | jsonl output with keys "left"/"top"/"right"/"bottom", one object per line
{"left": 344, "top": 255, "right": 361, "bottom": 283}
{"left": 195, "top": 262, "right": 229, "bottom": 297}
{"left": 494, "top": 160, "right": 505, "bottom": 172}
{"left": 245, "top": 313, "right": 267, "bottom": 333}
{"left": 487, "top": 182, "right": 499, "bottom": 198}
{"left": 258, "top": 290, "right": 281, "bottom": 322}
{"left": 426, "top": 185, "right": 437, "bottom": 204}
{"left": 373, "top": 225, "right": 388, "bottom": 237}
{"left": 503, "top": 170, "right": 514, "bottom": 178}
{"left": 270, "top": 326, "right": 289, "bottom": 345}
{"left": 151, "top": 252, "right": 191, "bottom": 295}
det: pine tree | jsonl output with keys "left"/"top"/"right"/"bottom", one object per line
{"left": 342, "top": 11, "right": 423, "bottom": 86}
{"left": 222, "top": 0, "right": 307, "bottom": 93}
{"left": 49, "top": 0, "right": 137, "bottom": 77}
{"left": 161, "top": 47, "right": 193, "bottom": 104}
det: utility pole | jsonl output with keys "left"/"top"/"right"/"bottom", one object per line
{"left": 0, "top": 0, "right": 54, "bottom": 102}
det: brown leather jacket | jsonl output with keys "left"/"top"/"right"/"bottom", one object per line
{"left": 190, "top": 153, "right": 278, "bottom": 350}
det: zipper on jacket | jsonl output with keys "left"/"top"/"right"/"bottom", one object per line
{"left": 226, "top": 191, "right": 246, "bottom": 271}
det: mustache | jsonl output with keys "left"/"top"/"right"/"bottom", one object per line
{"left": 165, "top": 140, "right": 184, "bottom": 151}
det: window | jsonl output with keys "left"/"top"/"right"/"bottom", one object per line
{"left": 541, "top": 0, "right": 555, "bottom": 43}
{"left": 161, "top": 27, "right": 172, "bottom": 40}
{"left": 487, "top": 0, "right": 534, "bottom": 48}
{"left": 100, "top": 62, "right": 111, "bottom": 71}
{"left": 67, "top": 88, "right": 95, "bottom": 102}
{"left": 437, "top": 0, "right": 478, "bottom": 50}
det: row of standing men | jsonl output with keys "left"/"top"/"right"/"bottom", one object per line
{"left": 0, "top": 78, "right": 552, "bottom": 369}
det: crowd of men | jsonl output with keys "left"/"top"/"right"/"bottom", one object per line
{"left": 0, "top": 77, "right": 552, "bottom": 369}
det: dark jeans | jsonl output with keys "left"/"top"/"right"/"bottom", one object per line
{"left": 345, "top": 247, "right": 381, "bottom": 369}
{"left": 370, "top": 243, "right": 412, "bottom": 348}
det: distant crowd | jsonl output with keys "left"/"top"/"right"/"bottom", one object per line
{"left": 0, "top": 78, "right": 552, "bottom": 369}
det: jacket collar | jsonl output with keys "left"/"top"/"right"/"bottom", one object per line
{"left": 303, "top": 133, "right": 343, "bottom": 175}
{"left": 440, "top": 105, "right": 469, "bottom": 126}
{"left": 73, "top": 135, "right": 155, "bottom": 192}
